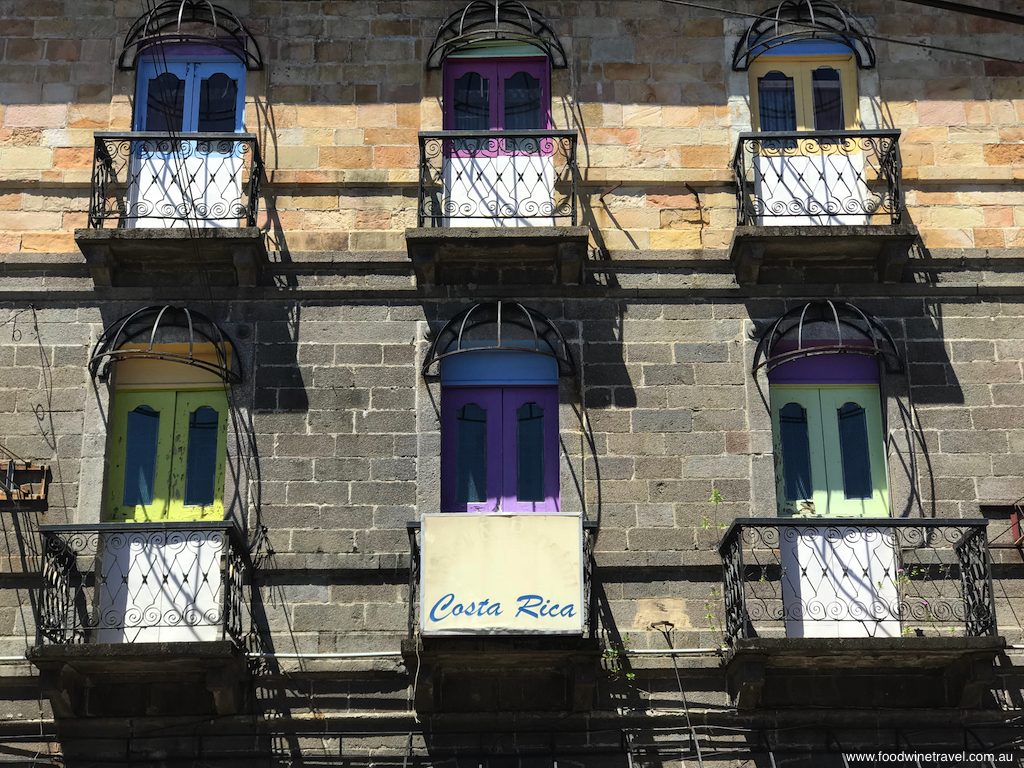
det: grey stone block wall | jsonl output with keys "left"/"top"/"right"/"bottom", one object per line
{"left": 1, "top": 296, "right": 1021, "bottom": 660}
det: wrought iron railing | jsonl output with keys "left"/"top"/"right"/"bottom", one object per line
{"left": 38, "top": 521, "right": 250, "bottom": 646}
{"left": 86, "top": 132, "right": 263, "bottom": 228}
{"left": 732, "top": 129, "right": 904, "bottom": 226}
{"left": 719, "top": 518, "right": 997, "bottom": 645}
{"left": 405, "top": 519, "right": 597, "bottom": 638}
{"left": 416, "top": 130, "right": 579, "bottom": 226}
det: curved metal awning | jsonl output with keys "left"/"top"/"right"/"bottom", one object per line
{"left": 118, "top": 0, "right": 264, "bottom": 70}
{"left": 422, "top": 300, "right": 575, "bottom": 379}
{"left": 733, "top": 0, "right": 875, "bottom": 71}
{"left": 426, "top": 0, "right": 567, "bottom": 69}
{"left": 752, "top": 300, "right": 904, "bottom": 376}
{"left": 89, "top": 305, "right": 241, "bottom": 384}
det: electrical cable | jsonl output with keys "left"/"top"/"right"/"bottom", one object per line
{"left": 656, "top": 0, "right": 1024, "bottom": 64}
{"left": 893, "top": 0, "right": 1024, "bottom": 25}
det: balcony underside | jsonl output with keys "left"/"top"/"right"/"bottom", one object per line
{"left": 76, "top": 226, "right": 267, "bottom": 288}
{"left": 725, "top": 636, "right": 1005, "bottom": 710}
{"left": 402, "top": 636, "right": 602, "bottom": 713}
{"left": 406, "top": 226, "right": 589, "bottom": 287}
{"left": 729, "top": 223, "right": 918, "bottom": 285}
{"left": 29, "top": 641, "right": 249, "bottom": 718}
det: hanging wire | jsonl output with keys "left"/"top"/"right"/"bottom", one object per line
{"left": 658, "top": 0, "right": 1024, "bottom": 65}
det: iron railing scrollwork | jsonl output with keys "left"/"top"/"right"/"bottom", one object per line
{"left": 38, "top": 521, "right": 250, "bottom": 647}
{"left": 86, "top": 132, "right": 263, "bottom": 229}
{"left": 416, "top": 129, "right": 578, "bottom": 227}
{"left": 718, "top": 518, "right": 997, "bottom": 645}
{"left": 406, "top": 522, "right": 421, "bottom": 639}
{"left": 583, "top": 520, "right": 598, "bottom": 640}
{"left": 956, "top": 525, "right": 997, "bottom": 638}
{"left": 732, "top": 129, "right": 904, "bottom": 226}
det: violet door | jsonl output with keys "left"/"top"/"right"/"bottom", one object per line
{"left": 443, "top": 58, "right": 554, "bottom": 227}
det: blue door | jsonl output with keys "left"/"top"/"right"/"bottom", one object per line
{"left": 131, "top": 55, "right": 246, "bottom": 227}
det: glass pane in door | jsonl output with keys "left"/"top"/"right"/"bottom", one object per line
{"left": 453, "top": 71, "right": 491, "bottom": 131}
{"left": 503, "top": 71, "right": 542, "bottom": 130}
{"left": 183, "top": 406, "right": 220, "bottom": 506}
{"left": 811, "top": 67, "right": 845, "bottom": 130}
{"left": 123, "top": 405, "right": 161, "bottom": 506}
{"left": 516, "top": 402, "right": 545, "bottom": 501}
{"left": 836, "top": 401, "right": 872, "bottom": 499}
{"left": 145, "top": 72, "right": 186, "bottom": 132}
{"left": 758, "top": 71, "right": 797, "bottom": 132}
{"left": 779, "top": 402, "right": 813, "bottom": 501}
{"left": 197, "top": 73, "right": 239, "bottom": 132}
{"left": 456, "top": 403, "right": 488, "bottom": 503}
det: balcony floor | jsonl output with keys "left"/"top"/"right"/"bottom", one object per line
{"left": 76, "top": 226, "right": 267, "bottom": 288}
{"left": 401, "top": 635, "right": 603, "bottom": 713}
{"left": 725, "top": 635, "right": 1006, "bottom": 710}
{"left": 29, "top": 640, "right": 249, "bottom": 717}
{"left": 406, "top": 226, "right": 590, "bottom": 287}
{"left": 729, "top": 222, "right": 918, "bottom": 284}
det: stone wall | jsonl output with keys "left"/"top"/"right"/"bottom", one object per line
{"left": 2, "top": 1, "right": 1022, "bottom": 259}
{"left": 0, "top": 0, "right": 1022, "bottom": 763}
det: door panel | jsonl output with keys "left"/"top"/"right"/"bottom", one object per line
{"left": 441, "top": 388, "right": 502, "bottom": 512}
{"left": 106, "top": 391, "right": 177, "bottom": 522}
{"left": 781, "top": 525, "right": 900, "bottom": 638}
{"left": 501, "top": 387, "right": 559, "bottom": 512}
{"left": 96, "top": 528, "right": 224, "bottom": 643}
{"left": 770, "top": 387, "right": 829, "bottom": 517}
{"left": 168, "top": 390, "right": 228, "bottom": 521}
{"left": 819, "top": 386, "right": 889, "bottom": 518}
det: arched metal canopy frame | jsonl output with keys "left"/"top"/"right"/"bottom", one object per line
{"left": 89, "top": 305, "right": 241, "bottom": 384}
{"left": 422, "top": 300, "right": 576, "bottom": 380}
{"left": 426, "top": 0, "right": 568, "bottom": 69}
{"left": 752, "top": 300, "right": 904, "bottom": 377}
{"left": 118, "top": 0, "right": 264, "bottom": 71}
{"left": 732, "top": 0, "right": 875, "bottom": 71}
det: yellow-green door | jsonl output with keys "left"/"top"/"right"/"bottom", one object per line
{"left": 105, "top": 389, "right": 228, "bottom": 522}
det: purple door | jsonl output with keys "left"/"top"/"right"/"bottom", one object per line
{"left": 441, "top": 386, "right": 559, "bottom": 512}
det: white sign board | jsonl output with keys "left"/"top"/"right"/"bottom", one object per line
{"left": 420, "top": 513, "right": 584, "bottom": 636}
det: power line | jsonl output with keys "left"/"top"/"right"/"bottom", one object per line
{"left": 657, "top": 0, "right": 1024, "bottom": 65}
{"left": 893, "top": 0, "right": 1024, "bottom": 26}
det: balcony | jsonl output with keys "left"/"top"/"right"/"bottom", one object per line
{"left": 729, "top": 130, "right": 917, "bottom": 284}
{"left": 75, "top": 132, "right": 266, "bottom": 288}
{"left": 29, "top": 521, "right": 251, "bottom": 717}
{"left": 402, "top": 515, "right": 601, "bottom": 712}
{"left": 406, "top": 130, "right": 589, "bottom": 286}
{"left": 718, "top": 518, "right": 1005, "bottom": 709}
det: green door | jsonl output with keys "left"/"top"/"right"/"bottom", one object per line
{"left": 771, "top": 384, "right": 889, "bottom": 518}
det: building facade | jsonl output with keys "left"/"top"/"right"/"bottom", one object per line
{"left": 0, "top": 0, "right": 1022, "bottom": 764}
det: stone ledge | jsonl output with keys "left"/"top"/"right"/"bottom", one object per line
{"left": 729, "top": 223, "right": 919, "bottom": 284}
{"left": 402, "top": 636, "right": 604, "bottom": 713}
{"left": 724, "top": 636, "right": 1006, "bottom": 710}
{"left": 406, "top": 226, "right": 590, "bottom": 287}
{"left": 75, "top": 227, "right": 268, "bottom": 288}
{"left": 724, "top": 635, "right": 1006, "bottom": 668}
{"left": 29, "top": 640, "right": 240, "bottom": 665}
{"left": 29, "top": 641, "right": 249, "bottom": 718}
